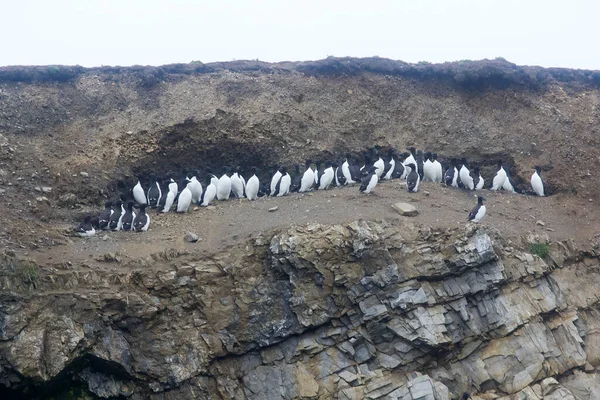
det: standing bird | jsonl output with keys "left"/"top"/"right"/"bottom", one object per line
{"left": 314, "top": 161, "right": 323, "bottom": 186}
{"left": 502, "top": 166, "right": 518, "bottom": 193}
{"left": 468, "top": 196, "right": 487, "bottom": 223}
{"left": 318, "top": 161, "right": 335, "bottom": 190}
{"left": 177, "top": 169, "right": 188, "bottom": 196}
{"left": 74, "top": 215, "right": 96, "bottom": 237}
{"left": 217, "top": 167, "right": 232, "bottom": 201}
{"left": 403, "top": 147, "right": 417, "bottom": 170}
{"left": 459, "top": 158, "right": 475, "bottom": 190}
{"left": 349, "top": 156, "right": 362, "bottom": 182}
{"left": 188, "top": 170, "right": 203, "bottom": 204}
{"left": 491, "top": 161, "right": 507, "bottom": 191}
{"left": 200, "top": 175, "right": 217, "bottom": 206}
{"left": 416, "top": 150, "right": 424, "bottom": 180}
{"left": 432, "top": 153, "right": 443, "bottom": 183}
{"left": 230, "top": 167, "right": 245, "bottom": 198}
{"left": 121, "top": 201, "right": 136, "bottom": 231}
{"left": 405, "top": 163, "right": 420, "bottom": 192}
{"left": 177, "top": 182, "right": 193, "bottom": 212}
{"left": 98, "top": 201, "right": 113, "bottom": 230}
{"left": 299, "top": 159, "right": 315, "bottom": 193}
{"left": 531, "top": 166, "right": 545, "bottom": 196}
{"left": 473, "top": 167, "right": 484, "bottom": 190}
{"left": 270, "top": 165, "right": 283, "bottom": 196}
{"left": 359, "top": 166, "right": 379, "bottom": 194}
{"left": 146, "top": 173, "right": 162, "bottom": 208}
{"left": 132, "top": 177, "right": 147, "bottom": 206}
{"left": 382, "top": 148, "right": 396, "bottom": 180}
{"left": 423, "top": 152, "right": 435, "bottom": 182}
{"left": 161, "top": 179, "right": 178, "bottom": 213}
{"left": 334, "top": 161, "right": 345, "bottom": 186}
{"left": 373, "top": 149, "right": 385, "bottom": 178}
{"left": 133, "top": 204, "right": 150, "bottom": 232}
{"left": 290, "top": 164, "right": 302, "bottom": 192}
{"left": 391, "top": 152, "right": 407, "bottom": 179}
{"left": 274, "top": 166, "right": 291, "bottom": 197}
{"left": 246, "top": 167, "right": 260, "bottom": 200}
{"left": 109, "top": 200, "right": 123, "bottom": 231}
{"left": 360, "top": 152, "right": 373, "bottom": 175}
{"left": 444, "top": 161, "right": 457, "bottom": 187}
{"left": 342, "top": 154, "right": 356, "bottom": 185}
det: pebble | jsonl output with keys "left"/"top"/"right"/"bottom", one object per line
{"left": 80, "top": 172, "right": 89, "bottom": 177}
{"left": 184, "top": 232, "right": 200, "bottom": 243}
{"left": 536, "top": 220, "right": 545, "bottom": 226}
{"left": 193, "top": 207, "right": 199, "bottom": 211}
{"left": 206, "top": 206, "right": 216, "bottom": 210}
{"left": 423, "top": 191, "right": 430, "bottom": 196}
{"left": 269, "top": 206, "right": 279, "bottom": 212}
{"left": 392, "top": 202, "right": 419, "bottom": 217}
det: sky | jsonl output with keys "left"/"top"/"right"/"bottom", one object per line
{"left": 1, "top": 0, "right": 598, "bottom": 70}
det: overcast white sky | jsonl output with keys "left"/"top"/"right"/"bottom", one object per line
{"left": 1, "top": 0, "right": 597, "bottom": 69}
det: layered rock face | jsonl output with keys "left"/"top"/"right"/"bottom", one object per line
{"left": 1, "top": 220, "right": 599, "bottom": 399}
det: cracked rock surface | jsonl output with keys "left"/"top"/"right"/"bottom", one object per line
{"left": 1, "top": 220, "right": 599, "bottom": 399}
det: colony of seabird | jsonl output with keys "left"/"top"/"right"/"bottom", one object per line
{"left": 74, "top": 146, "right": 547, "bottom": 237}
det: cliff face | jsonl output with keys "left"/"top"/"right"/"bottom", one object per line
{"left": 1, "top": 58, "right": 600, "bottom": 399}
{"left": 1, "top": 220, "right": 599, "bottom": 399}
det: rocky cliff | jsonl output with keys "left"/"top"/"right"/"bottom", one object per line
{"left": 1, "top": 219, "right": 600, "bottom": 399}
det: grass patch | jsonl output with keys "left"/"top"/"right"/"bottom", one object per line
{"left": 530, "top": 243, "right": 549, "bottom": 258}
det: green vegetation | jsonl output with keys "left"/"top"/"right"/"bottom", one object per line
{"left": 530, "top": 243, "right": 549, "bottom": 258}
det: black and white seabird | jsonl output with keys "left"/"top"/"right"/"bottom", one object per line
{"left": 121, "top": 201, "right": 136, "bottom": 231}
{"left": 531, "top": 166, "right": 545, "bottom": 196}
{"left": 246, "top": 167, "right": 260, "bottom": 200}
{"left": 74, "top": 215, "right": 96, "bottom": 237}
{"left": 98, "top": 201, "right": 113, "bottom": 230}
{"left": 382, "top": 148, "right": 396, "bottom": 180}
{"left": 416, "top": 150, "right": 424, "bottom": 180}
{"left": 459, "top": 158, "right": 475, "bottom": 190}
{"left": 230, "top": 166, "right": 245, "bottom": 198}
{"left": 270, "top": 165, "right": 283, "bottom": 195}
{"left": 431, "top": 153, "right": 443, "bottom": 183}
{"left": 177, "top": 181, "right": 193, "bottom": 212}
{"left": 349, "top": 156, "right": 362, "bottom": 182}
{"left": 217, "top": 166, "right": 232, "bottom": 200}
{"left": 391, "top": 151, "right": 407, "bottom": 179}
{"left": 491, "top": 161, "right": 507, "bottom": 191}
{"left": 444, "top": 161, "right": 456, "bottom": 187}
{"left": 405, "top": 163, "right": 420, "bottom": 192}
{"left": 468, "top": 196, "right": 487, "bottom": 223}
{"left": 334, "top": 161, "right": 346, "bottom": 186}
{"left": 132, "top": 177, "right": 147, "bottom": 206}
{"left": 373, "top": 148, "right": 385, "bottom": 178}
{"left": 502, "top": 166, "right": 519, "bottom": 193}
{"left": 146, "top": 173, "right": 162, "bottom": 208}
{"left": 109, "top": 200, "right": 123, "bottom": 231}
{"left": 359, "top": 166, "right": 379, "bottom": 194}
{"left": 318, "top": 161, "right": 334, "bottom": 190}
{"left": 423, "top": 152, "right": 435, "bottom": 182}
{"left": 200, "top": 175, "right": 217, "bottom": 206}
{"left": 188, "top": 170, "right": 203, "bottom": 204}
{"left": 342, "top": 154, "right": 356, "bottom": 185}
{"left": 274, "top": 166, "right": 291, "bottom": 197}
{"left": 473, "top": 166, "right": 484, "bottom": 190}
{"left": 133, "top": 204, "right": 150, "bottom": 232}
{"left": 290, "top": 164, "right": 302, "bottom": 192}
{"left": 161, "top": 178, "right": 178, "bottom": 213}
{"left": 299, "top": 159, "right": 315, "bottom": 193}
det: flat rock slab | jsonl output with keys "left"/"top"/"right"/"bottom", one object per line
{"left": 393, "top": 202, "right": 418, "bottom": 217}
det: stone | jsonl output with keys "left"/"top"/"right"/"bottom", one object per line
{"left": 80, "top": 172, "right": 89, "bottom": 177}
{"left": 269, "top": 206, "right": 279, "bottom": 212}
{"left": 184, "top": 232, "right": 200, "bottom": 243}
{"left": 392, "top": 202, "right": 418, "bottom": 216}
{"left": 536, "top": 220, "right": 545, "bottom": 226}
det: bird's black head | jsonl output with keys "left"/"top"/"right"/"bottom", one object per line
{"left": 407, "top": 163, "right": 417, "bottom": 171}
{"left": 181, "top": 168, "right": 188, "bottom": 177}
{"left": 279, "top": 166, "right": 287, "bottom": 174}
{"left": 221, "top": 166, "right": 229, "bottom": 174}
{"left": 534, "top": 166, "right": 541, "bottom": 173}
{"left": 369, "top": 165, "right": 378, "bottom": 173}
{"left": 417, "top": 149, "right": 423, "bottom": 155}
{"left": 461, "top": 393, "right": 472, "bottom": 400}
{"left": 461, "top": 157, "right": 468, "bottom": 166}
{"left": 473, "top": 166, "right": 480, "bottom": 174}
{"left": 82, "top": 215, "right": 91, "bottom": 223}
{"left": 401, "top": 152, "right": 410, "bottom": 159}
{"left": 432, "top": 152, "right": 438, "bottom": 160}
{"left": 332, "top": 161, "right": 339, "bottom": 168}
{"left": 115, "top": 200, "right": 122, "bottom": 207}
{"left": 424, "top": 151, "right": 432, "bottom": 160}
{"left": 149, "top": 172, "right": 156, "bottom": 180}
{"left": 139, "top": 204, "right": 147, "bottom": 212}
{"left": 104, "top": 201, "right": 112, "bottom": 208}
{"left": 205, "top": 175, "right": 213, "bottom": 184}
{"left": 325, "top": 161, "right": 332, "bottom": 168}
{"left": 192, "top": 169, "right": 201, "bottom": 177}
{"left": 478, "top": 196, "right": 485, "bottom": 203}
{"left": 251, "top": 166, "right": 259, "bottom": 173}
{"left": 294, "top": 163, "right": 300, "bottom": 172}
{"left": 127, "top": 201, "right": 135, "bottom": 209}
{"left": 407, "top": 146, "right": 416, "bottom": 156}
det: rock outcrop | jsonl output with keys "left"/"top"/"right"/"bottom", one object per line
{"left": 1, "top": 220, "right": 599, "bottom": 399}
